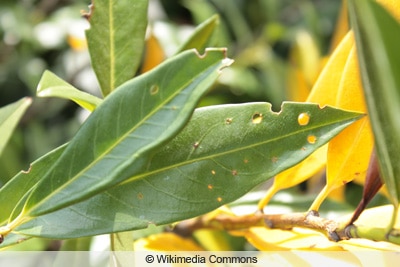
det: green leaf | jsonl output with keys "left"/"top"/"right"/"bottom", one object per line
{"left": 176, "top": 14, "right": 219, "bottom": 54}
{"left": 36, "top": 70, "right": 103, "bottom": 111}
{"left": 13, "top": 103, "right": 363, "bottom": 239}
{"left": 0, "top": 145, "right": 66, "bottom": 227}
{"left": 13, "top": 49, "right": 232, "bottom": 221}
{"left": 0, "top": 145, "right": 65, "bottom": 248}
{"left": 0, "top": 97, "right": 32, "bottom": 156}
{"left": 348, "top": 0, "right": 400, "bottom": 225}
{"left": 85, "top": 0, "right": 149, "bottom": 96}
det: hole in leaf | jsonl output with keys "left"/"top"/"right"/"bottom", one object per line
{"left": 307, "top": 135, "right": 317, "bottom": 144}
{"left": 298, "top": 112, "right": 310, "bottom": 126}
{"left": 211, "top": 170, "right": 216, "bottom": 175}
{"left": 150, "top": 84, "right": 159, "bottom": 95}
{"left": 225, "top": 118, "right": 233, "bottom": 125}
{"left": 252, "top": 113, "right": 263, "bottom": 124}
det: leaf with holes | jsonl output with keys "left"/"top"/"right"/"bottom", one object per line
{"left": 12, "top": 102, "right": 363, "bottom": 239}
{"left": 85, "top": 0, "right": 148, "bottom": 96}
{"left": 0, "top": 49, "right": 231, "bottom": 242}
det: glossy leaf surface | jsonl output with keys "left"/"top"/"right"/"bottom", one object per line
{"left": 17, "top": 49, "right": 232, "bottom": 219}
{"left": 14, "top": 102, "right": 363, "bottom": 239}
{"left": 85, "top": 0, "right": 148, "bottom": 96}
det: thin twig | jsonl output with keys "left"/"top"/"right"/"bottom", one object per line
{"left": 173, "top": 211, "right": 343, "bottom": 241}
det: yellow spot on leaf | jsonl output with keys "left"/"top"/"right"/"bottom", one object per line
{"left": 252, "top": 113, "right": 263, "bottom": 124}
{"left": 217, "top": 197, "right": 222, "bottom": 202}
{"left": 298, "top": 112, "right": 310, "bottom": 126}
{"left": 150, "top": 84, "right": 159, "bottom": 95}
{"left": 307, "top": 135, "right": 317, "bottom": 144}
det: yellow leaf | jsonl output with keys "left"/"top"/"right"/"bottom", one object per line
{"left": 134, "top": 233, "right": 204, "bottom": 251}
{"left": 377, "top": 0, "right": 400, "bottom": 22}
{"left": 259, "top": 33, "right": 355, "bottom": 211}
{"left": 262, "top": 0, "right": 397, "bottom": 211}
{"left": 306, "top": 31, "right": 354, "bottom": 105}
{"left": 258, "top": 146, "right": 327, "bottom": 210}
{"left": 310, "top": 45, "right": 374, "bottom": 210}
{"left": 243, "top": 227, "right": 346, "bottom": 251}
{"left": 141, "top": 32, "right": 165, "bottom": 73}
{"left": 277, "top": 32, "right": 355, "bottom": 211}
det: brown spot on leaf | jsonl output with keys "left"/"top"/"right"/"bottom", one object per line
{"left": 81, "top": 3, "right": 94, "bottom": 20}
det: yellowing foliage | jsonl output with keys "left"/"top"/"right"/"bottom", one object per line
{"left": 259, "top": 0, "right": 400, "bottom": 211}
{"left": 134, "top": 232, "right": 204, "bottom": 251}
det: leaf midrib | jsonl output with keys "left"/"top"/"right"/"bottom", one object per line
{"left": 109, "top": 0, "right": 115, "bottom": 92}
{"left": 25, "top": 59, "right": 223, "bottom": 216}
{"left": 119, "top": 112, "right": 361, "bottom": 186}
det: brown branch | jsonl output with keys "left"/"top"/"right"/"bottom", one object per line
{"left": 173, "top": 211, "right": 346, "bottom": 242}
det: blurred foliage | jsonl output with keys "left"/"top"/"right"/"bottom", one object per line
{"left": 0, "top": 0, "right": 94, "bottom": 184}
